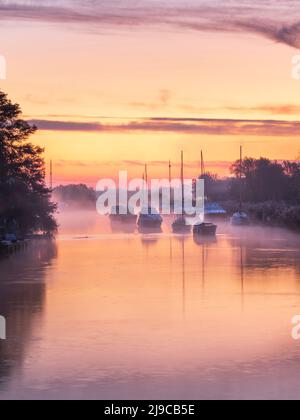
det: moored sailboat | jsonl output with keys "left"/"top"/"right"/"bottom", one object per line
{"left": 138, "top": 207, "right": 163, "bottom": 230}
{"left": 193, "top": 150, "right": 217, "bottom": 237}
{"left": 138, "top": 165, "right": 163, "bottom": 229}
{"left": 109, "top": 205, "right": 137, "bottom": 223}
{"left": 172, "top": 152, "right": 192, "bottom": 234}
{"left": 193, "top": 222, "right": 217, "bottom": 236}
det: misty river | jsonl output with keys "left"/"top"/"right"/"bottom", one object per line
{"left": 1, "top": 211, "right": 300, "bottom": 400}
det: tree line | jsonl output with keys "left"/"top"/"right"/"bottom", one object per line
{"left": 202, "top": 158, "right": 300, "bottom": 204}
{"left": 0, "top": 91, "right": 57, "bottom": 238}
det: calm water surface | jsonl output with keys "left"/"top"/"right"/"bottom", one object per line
{"left": 1, "top": 211, "right": 300, "bottom": 400}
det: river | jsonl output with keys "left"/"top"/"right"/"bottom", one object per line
{"left": 1, "top": 211, "right": 300, "bottom": 400}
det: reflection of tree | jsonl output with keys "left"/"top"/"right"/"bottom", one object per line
{"left": 179, "top": 236, "right": 186, "bottom": 317}
{"left": 0, "top": 240, "right": 57, "bottom": 384}
{"left": 228, "top": 232, "right": 300, "bottom": 271}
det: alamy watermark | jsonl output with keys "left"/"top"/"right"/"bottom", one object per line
{"left": 292, "top": 55, "right": 300, "bottom": 80}
{"left": 96, "top": 171, "right": 205, "bottom": 225}
{"left": 292, "top": 315, "right": 300, "bottom": 340}
{"left": 0, "top": 315, "right": 6, "bottom": 340}
{"left": 0, "top": 54, "right": 6, "bottom": 80}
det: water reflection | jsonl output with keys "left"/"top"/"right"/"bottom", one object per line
{"left": 228, "top": 227, "right": 300, "bottom": 271}
{"left": 1, "top": 215, "right": 300, "bottom": 399}
{"left": 139, "top": 226, "right": 163, "bottom": 251}
{"left": 193, "top": 235, "right": 217, "bottom": 247}
{"left": 179, "top": 236, "right": 186, "bottom": 317}
{"left": 110, "top": 220, "right": 136, "bottom": 234}
{"left": 0, "top": 241, "right": 57, "bottom": 387}
{"left": 138, "top": 226, "right": 163, "bottom": 235}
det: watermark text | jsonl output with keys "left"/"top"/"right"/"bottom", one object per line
{"left": 0, "top": 54, "right": 6, "bottom": 80}
{"left": 96, "top": 171, "right": 205, "bottom": 225}
{"left": 291, "top": 315, "right": 300, "bottom": 340}
{"left": 0, "top": 316, "right": 6, "bottom": 340}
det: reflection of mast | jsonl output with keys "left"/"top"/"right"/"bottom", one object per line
{"left": 240, "top": 245, "right": 245, "bottom": 311}
{"left": 169, "top": 234, "right": 173, "bottom": 262}
{"left": 202, "top": 244, "right": 206, "bottom": 291}
{"left": 181, "top": 237, "right": 186, "bottom": 317}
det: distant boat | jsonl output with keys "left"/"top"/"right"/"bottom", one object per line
{"left": 205, "top": 202, "right": 227, "bottom": 218}
{"left": 231, "top": 211, "right": 250, "bottom": 226}
{"left": 109, "top": 205, "right": 137, "bottom": 223}
{"left": 138, "top": 165, "right": 163, "bottom": 229}
{"left": 231, "top": 146, "right": 250, "bottom": 226}
{"left": 193, "top": 150, "right": 217, "bottom": 237}
{"left": 193, "top": 223, "right": 217, "bottom": 236}
{"left": 172, "top": 216, "right": 192, "bottom": 234}
{"left": 172, "top": 151, "right": 192, "bottom": 234}
{"left": 138, "top": 207, "right": 163, "bottom": 229}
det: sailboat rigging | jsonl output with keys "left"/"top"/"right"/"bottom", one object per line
{"left": 172, "top": 151, "right": 192, "bottom": 233}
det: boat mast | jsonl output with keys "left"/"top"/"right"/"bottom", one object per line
{"left": 239, "top": 146, "right": 243, "bottom": 212}
{"left": 144, "top": 164, "right": 148, "bottom": 185}
{"left": 201, "top": 150, "right": 205, "bottom": 178}
{"left": 145, "top": 164, "right": 149, "bottom": 210}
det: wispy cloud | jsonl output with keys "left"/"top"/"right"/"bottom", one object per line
{"left": 54, "top": 158, "right": 232, "bottom": 172}
{"left": 127, "top": 101, "right": 300, "bottom": 116}
{"left": 129, "top": 89, "right": 173, "bottom": 110}
{"left": 1, "top": 1, "right": 300, "bottom": 48}
{"left": 30, "top": 120, "right": 103, "bottom": 131}
{"left": 226, "top": 104, "right": 300, "bottom": 115}
{"left": 29, "top": 116, "right": 300, "bottom": 137}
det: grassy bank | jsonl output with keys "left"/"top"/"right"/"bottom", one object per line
{"left": 222, "top": 201, "right": 300, "bottom": 230}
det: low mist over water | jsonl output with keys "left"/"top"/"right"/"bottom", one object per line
{"left": 1, "top": 211, "right": 300, "bottom": 399}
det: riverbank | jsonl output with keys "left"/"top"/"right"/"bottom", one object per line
{"left": 222, "top": 201, "right": 300, "bottom": 230}
{"left": 0, "top": 240, "right": 29, "bottom": 258}
{"left": 1, "top": 219, "right": 300, "bottom": 400}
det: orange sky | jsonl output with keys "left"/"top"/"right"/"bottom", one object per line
{"left": 0, "top": 1, "right": 300, "bottom": 185}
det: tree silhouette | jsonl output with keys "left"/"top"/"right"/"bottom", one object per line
{"left": 0, "top": 91, "right": 57, "bottom": 236}
{"left": 230, "top": 157, "right": 300, "bottom": 203}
